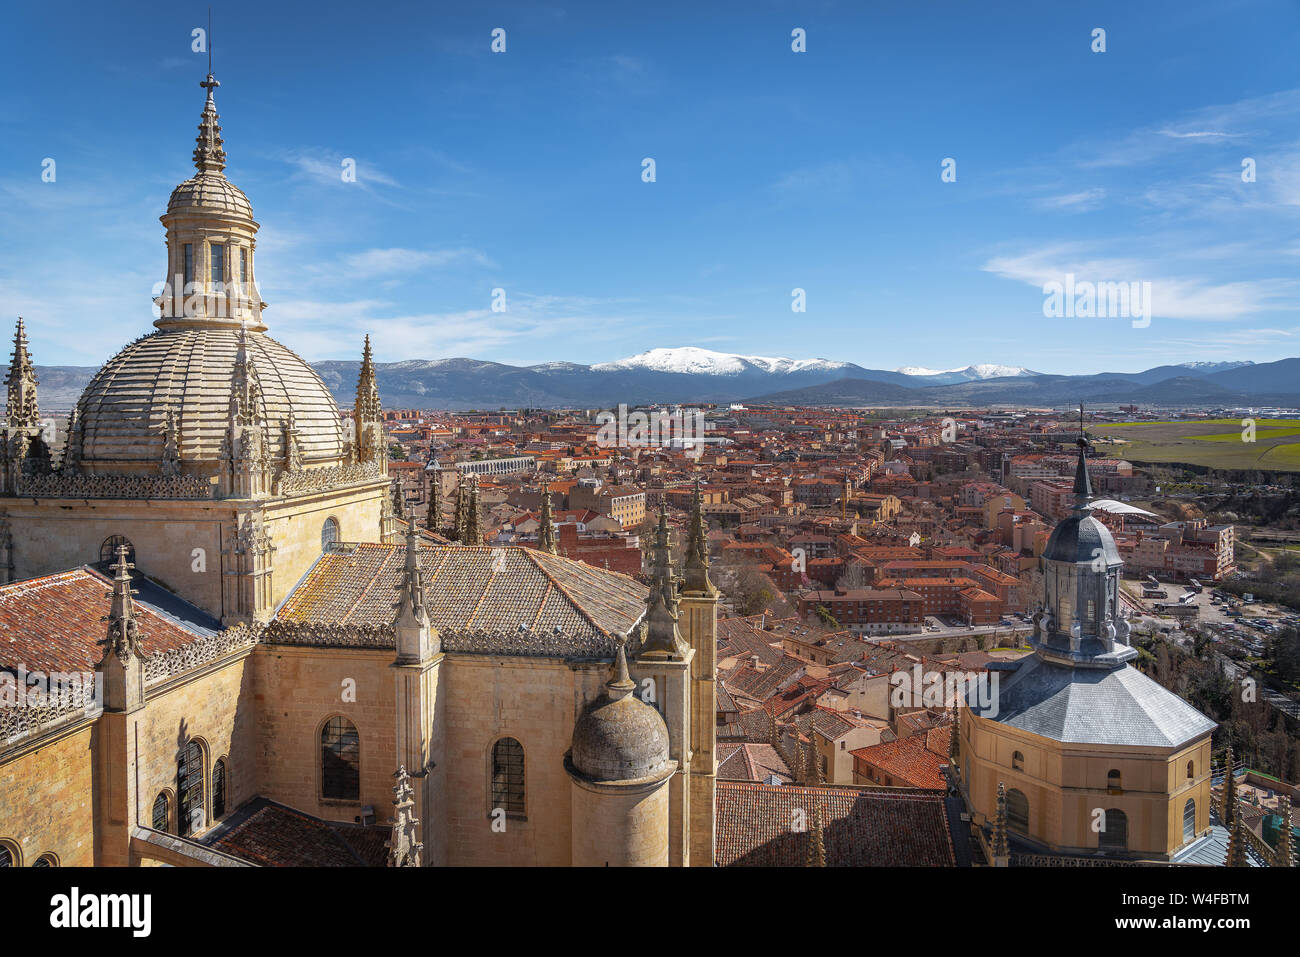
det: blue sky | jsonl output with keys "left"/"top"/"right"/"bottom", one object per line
{"left": 1, "top": 0, "right": 1298, "bottom": 374}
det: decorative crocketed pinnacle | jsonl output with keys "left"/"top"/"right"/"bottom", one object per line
{"left": 193, "top": 73, "right": 227, "bottom": 173}
{"left": 536, "top": 482, "right": 558, "bottom": 555}
{"left": 1222, "top": 743, "right": 1237, "bottom": 828}
{"left": 355, "top": 335, "right": 382, "bottom": 421}
{"left": 426, "top": 459, "right": 442, "bottom": 532}
{"left": 804, "top": 726, "right": 823, "bottom": 785}
{"left": 638, "top": 501, "right": 687, "bottom": 660}
{"left": 100, "top": 545, "right": 143, "bottom": 663}
{"left": 6, "top": 317, "right": 39, "bottom": 430}
{"left": 806, "top": 800, "right": 826, "bottom": 867}
{"left": 683, "top": 476, "right": 716, "bottom": 595}
{"left": 386, "top": 765, "right": 423, "bottom": 867}
{"left": 1225, "top": 797, "right": 1248, "bottom": 867}
{"left": 464, "top": 475, "right": 483, "bottom": 544}
{"left": 400, "top": 521, "right": 428, "bottom": 622}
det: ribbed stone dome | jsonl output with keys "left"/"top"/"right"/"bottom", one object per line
{"left": 571, "top": 671, "right": 672, "bottom": 783}
{"left": 74, "top": 328, "right": 346, "bottom": 473}
{"left": 166, "top": 172, "right": 254, "bottom": 221}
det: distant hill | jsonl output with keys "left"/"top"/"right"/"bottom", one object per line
{"left": 22, "top": 351, "right": 1300, "bottom": 412}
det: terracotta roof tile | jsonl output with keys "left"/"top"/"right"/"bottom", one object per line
{"left": 715, "top": 781, "right": 959, "bottom": 866}
{"left": 278, "top": 543, "right": 646, "bottom": 641}
{"left": 0, "top": 567, "right": 213, "bottom": 675}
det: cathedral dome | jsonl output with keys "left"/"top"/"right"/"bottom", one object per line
{"left": 570, "top": 645, "right": 671, "bottom": 782}
{"left": 166, "top": 172, "right": 254, "bottom": 221}
{"left": 73, "top": 328, "right": 346, "bottom": 473}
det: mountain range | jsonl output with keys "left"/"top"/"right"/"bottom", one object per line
{"left": 25, "top": 348, "right": 1296, "bottom": 411}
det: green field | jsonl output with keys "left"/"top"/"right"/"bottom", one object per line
{"left": 1092, "top": 419, "right": 1300, "bottom": 471}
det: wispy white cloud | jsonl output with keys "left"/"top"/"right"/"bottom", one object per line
{"left": 982, "top": 243, "right": 1296, "bottom": 321}
{"left": 339, "top": 247, "right": 495, "bottom": 279}
{"left": 1035, "top": 188, "right": 1106, "bottom": 212}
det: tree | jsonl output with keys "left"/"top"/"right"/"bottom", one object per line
{"left": 814, "top": 605, "right": 840, "bottom": 629}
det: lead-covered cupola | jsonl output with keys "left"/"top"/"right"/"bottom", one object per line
{"left": 1035, "top": 421, "right": 1132, "bottom": 666}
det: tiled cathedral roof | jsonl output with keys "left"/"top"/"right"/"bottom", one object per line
{"left": 714, "top": 782, "right": 963, "bottom": 866}
{"left": 0, "top": 566, "right": 213, "bottom": 674}
{"left": 277, "top": 542, "right": 647, "bottom": 642}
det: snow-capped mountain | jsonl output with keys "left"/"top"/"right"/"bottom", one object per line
{"left": 896, "top": 364, "right": 1040, "bottom": 385}
{"left": 1177, "top": 361, "right": 1255, "bottom": 374}
{"left": 593, "top": 347, "right": 851, "bottom": 377}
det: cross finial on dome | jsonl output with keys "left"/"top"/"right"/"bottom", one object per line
{"left": 193, "top": 72, "right": 226, "bottom": 174}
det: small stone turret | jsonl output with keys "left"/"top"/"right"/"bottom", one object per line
{"left": 565, "top": 642, "right": 676, "bottom": 866}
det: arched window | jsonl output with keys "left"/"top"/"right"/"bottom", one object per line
{"left": 1107, "top": 769, "right": 1122, "bottom": 792}
{"left": 321, "top": 518, "right": 340, "bottom": 551}
{"left": 177, "top": 740, "right": 205, "bottom": 837}
{"left": 1012, "top": 750, "right": 1024, "bottom": 771}
{"left": 32, "top": 855, "right": 55, "bottom": 867}
{"left": 99, "top": 535, "right": 135, "bottom": 568}
{"left": 1006, "top": 788, "right": 1029, "bottom": 833}
{"left": 321, "top": 716, "right": 360, "bottom": 801}
{"left": 1187, "top": 759, "right": 1195, "bottom": 780}
{"left": 152, "top": 792, "right": 170, "bottom": 833}
{"left": 0, "top": 843, "right": 14, "bottom": 867}
{"left": 1183, "top": 798, "right": 1196, "bottom": 842}
{"left": 491, "top": 737, "right": 526, "bottom": 820}
{"left": 212, "top": 758, "right": 228, "bottom": 819}
{"left": 1099, "top": 809, "right": 1128, "bottom": 851}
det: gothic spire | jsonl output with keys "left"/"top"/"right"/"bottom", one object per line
{"left": 5, "top": 318, "right": 39, "bottom": 430}
{"left": 464, "top": 475, "right": 483, "bottom": 544}
{"left": 804, "top": 726, "right": 823, "bottom": 785}
{"left": 386, "top": 766, "right": 423, "bottom": 867}
{"left": 1222, "top": 744, "right": 1238, "bottom": 829}
{"left": 453, "top": 476, "right": 468, "bottom": 542}
{"left": 638, "top": 501, "right": 687, "bottom": 660}
{"left": 101, "top": 545, "right": 142, "bottom": 664}
{"left": 536, "top": 482, "right": 558, "bottom": 555}
{"left": 1072, "top": 402, "right": 1093, "bottom": 501}
{"left": 356, "top": 335, "right": 382, "bottom": 421}
{"left": 193, "top": 73, "right": 227, "bottom": 174}
{"left": 682, "top": 477, "right": 715, "bottom": 595}
{"left": 399, "top": 521, "right": 428, "bottom": 625}
{"left": 806, "top": 800, "right": 826, "bottom": 867}
{"left": 426, "top": 460, "right": 442, "bottom": 534}
{"left": 1225, "top": 798, "right": 1248, "bottom": 867}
